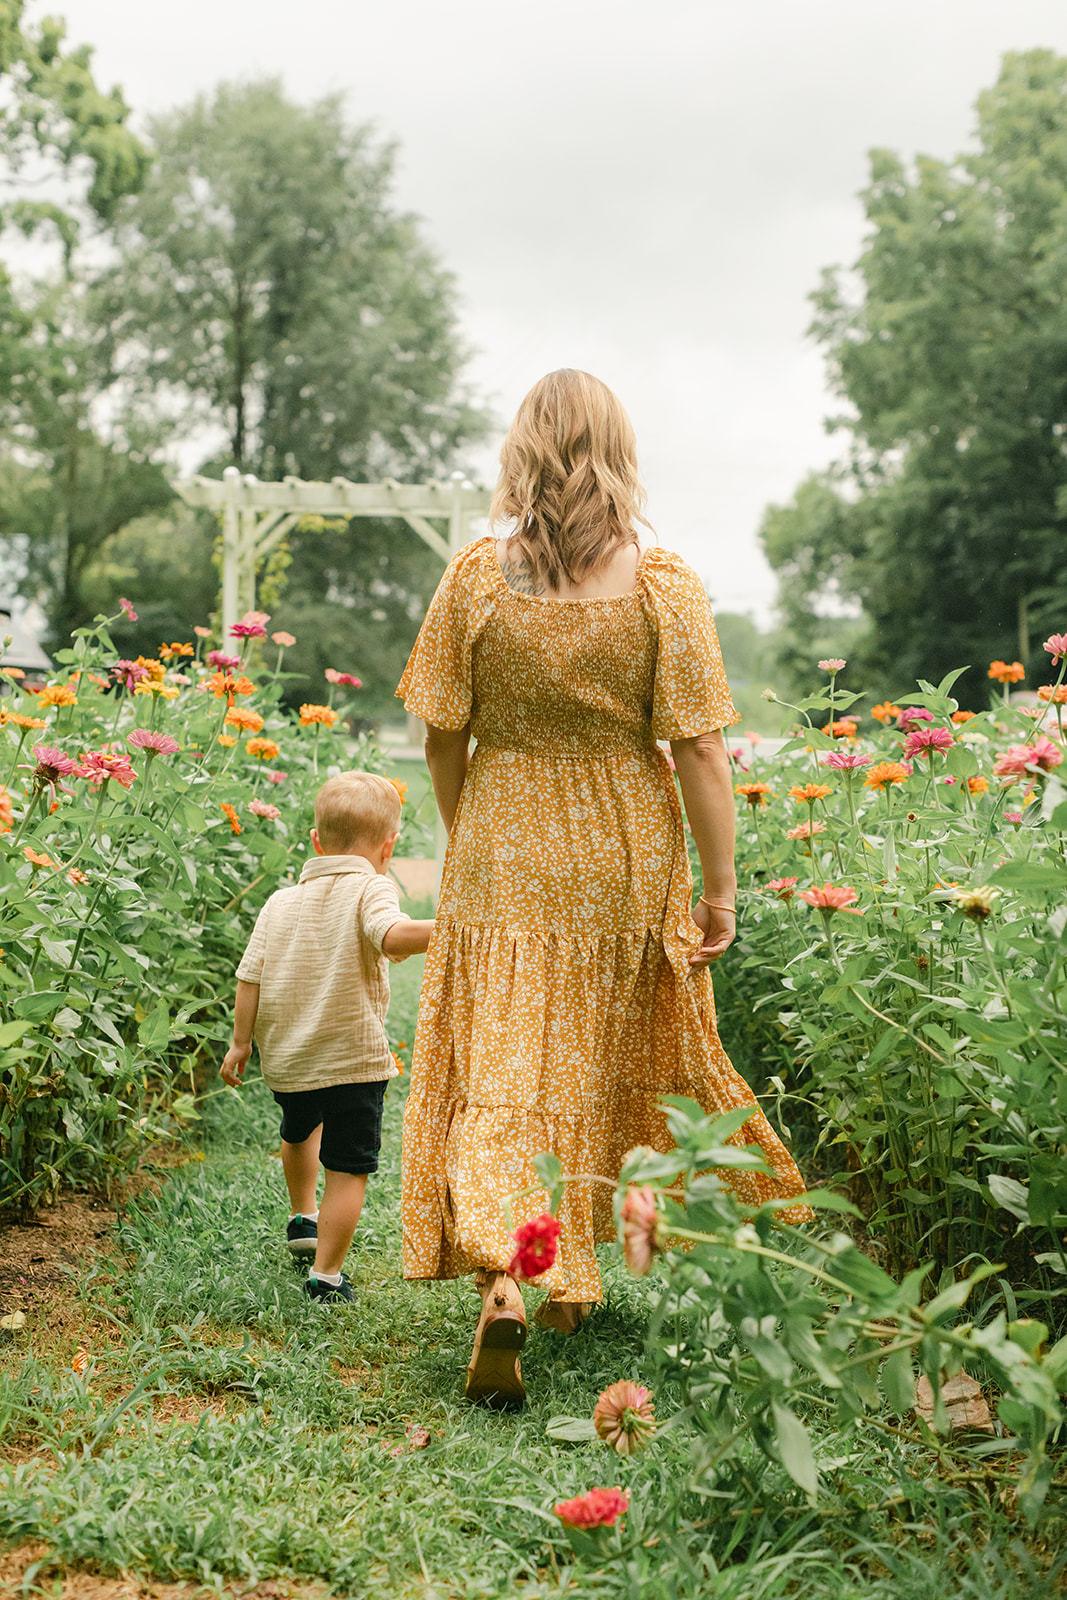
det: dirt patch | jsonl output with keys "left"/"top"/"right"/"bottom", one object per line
{"left": 0, "top": 1194, "right": 117, "bottom": 1333}
{"left": 0, "top": 1545, "right": 327, "bottom": 1598}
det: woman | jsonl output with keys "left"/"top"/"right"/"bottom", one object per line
{"left": 397, "top": 369, "right": 807, "bottom": 1407}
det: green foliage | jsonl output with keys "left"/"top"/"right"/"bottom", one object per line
{"left": 0, "top": 611, "right": 432, "bottom": 1211}
{"left": 761, "top": 49, "right": 1067, "bottom": 707}
{"left": 700, "top": 657, "right": 1067, "bottom": 1317}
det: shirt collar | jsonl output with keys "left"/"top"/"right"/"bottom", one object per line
{"left": 298, "top": 854, "right": 378, "bottom": 883}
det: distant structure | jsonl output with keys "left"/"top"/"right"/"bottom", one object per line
{"left": 0, "top": 605, "right": 51, "bottom": 685}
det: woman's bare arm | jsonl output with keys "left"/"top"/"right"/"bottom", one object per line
{"left": 424, "top": 722, "right": 472, "bottom": 832}
{"left": 670, "top": 729, "right": 737, "bottom": 967}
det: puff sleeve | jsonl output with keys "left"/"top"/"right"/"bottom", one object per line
{"left": 642, "top": 548, "right": 739, "bottom": 739}
{"left": 396, "top": 539, "right": 497, "bottom": 729}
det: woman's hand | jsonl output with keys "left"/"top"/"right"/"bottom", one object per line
{"left": 689, "top": 899, "right": 735, "bottom": 967}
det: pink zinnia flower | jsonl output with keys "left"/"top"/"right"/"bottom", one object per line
{"left": 821, "top": 751, "right": 870, "bottom": 770}
{"left": 265, "top": 770, "right": 288, "bottom": 785}
{"left": 30, "top": 743, "right": 81, "bottom": 781}
{"left": 745, "top": 730, "right": 762, "bottom": 746}
{"left": 767, "top": 876, "right": 799, "bottom": 900}
{"left": 799, "top": 883, "right": 861, "bottom": 915}
{"left": 78, "top": 747, "right": 137, "bottom": 790}
{"left": 207, "top": 650, "right": 242, "bottom": 670}
{"left": 1042, "top": 632, "right": 1067, "bottom": 664}
{"left": 1030, "top": 734, "right": 1063, "bottom": 772}
{"left": 249, "top": 798, "right": 281, "bottom": 820}
{"left": 621, "top": 1184, "right": 660, "bottom": 1276}
{"left": 231, "top": 620, "right": 268, "bottom": 640}
{"left": 193, "top": 626, "right": 212, "bottom": 639}
{"left": 324, "top": 668, "right": 363, "bottom": 687}
{"left": 508, "top": 1212, "right": 561, "bottom": 1280}
{"left": 818, "top": 658, "right": 846, "bottom": 672}
{"left": 593, "top": 1381, "right": 657, "bottom": 1454}
{"left": 112, "top": 659, "right": 150, "bottom": 691}
{"left": 127, "top": 730, "right": 180, "bottom": 757}
{"left": 902, "top": 726, "right": 954, "bottom": 760}
{"left": 271, "top": 631, "right": 296, "bottom": 648}
{"left": 554, "top": 1487, "right": 629, "bottom": 1531}
{"left": 896, "top": 707, "right": 935, "bottom": 733}
{"left": 1004, "top": 810, "right": 1023, "bottom": 826}
{"left": 119, "top": 597, "right": 137, "bottom": 621}
{"left": 785, "top": 820, "right": 826, "bottom": 841}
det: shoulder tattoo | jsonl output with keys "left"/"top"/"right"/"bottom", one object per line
{"left": 499, "top": 556, "right": 545, "bottom": 596}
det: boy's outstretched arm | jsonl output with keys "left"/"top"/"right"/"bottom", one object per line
{"left": 221, "top": 980, "right": 259, "bottom": 1086}
{"left": 382, "top": 918, "right": 435, "bottom": 960}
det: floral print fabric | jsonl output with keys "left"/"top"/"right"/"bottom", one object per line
{"left": 397, "top": 538, "right": 808, "bottom": 1302}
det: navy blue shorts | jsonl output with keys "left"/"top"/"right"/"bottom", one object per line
{"left": 272, "top": 1080, "right": 387, "bottom": 1176}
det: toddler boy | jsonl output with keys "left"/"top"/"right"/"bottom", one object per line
{"left": 221, "top": 770, "right": 433, "bottom": 1303}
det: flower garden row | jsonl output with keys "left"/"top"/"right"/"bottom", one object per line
{"left": 0, "top": 602, "right": 422, "bottom": 1211}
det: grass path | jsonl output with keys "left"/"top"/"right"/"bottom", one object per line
{"left": 0, "top": 959, "right": 1062, "bottom": 1597}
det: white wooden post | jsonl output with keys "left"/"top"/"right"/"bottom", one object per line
{"left": 220, "top": 467, "right": 242, "bottom": 639}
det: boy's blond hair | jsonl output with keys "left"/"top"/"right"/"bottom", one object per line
{"left": 314, "top": 771, "right": 402, "bottom": 854}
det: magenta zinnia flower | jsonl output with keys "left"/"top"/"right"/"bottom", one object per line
{"left": 324, "top": 668, "right": 363, "bottom": 687}
{"left": 902, "top": 726, "right": 954, "bottom": 760}
{"left": 1042, "top": 632, "right": 1067, "bottom": 664}
{"left": 593, "top": 1381, "right": 657, "bottom": 1454}
{"left": 112, "top": 659, "right": 150, "bottom": 691}
{"left": 207, "top": 650, "right": 241, "bottom": 670}
{"left": 230, "top": 620, "right": 268, "bottom": 640}
{"left": 821, "top": 751, "right": 870, "bottom": 770}
{"left": 896, "top": 707, "right": 935, "bottom": 733}
{"left": 28, "top": 744, "right": 82, "bottom": 803}
{"left": 127, "top": 730, "right": 180, "bottom": 757}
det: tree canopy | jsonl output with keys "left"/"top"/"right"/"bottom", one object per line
{"left": 760, "top": 49, "right": 1067, "bottom": 704}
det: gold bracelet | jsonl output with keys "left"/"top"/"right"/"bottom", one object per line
{"left": 699, "top": 895, "right": 736, "bottom": 914}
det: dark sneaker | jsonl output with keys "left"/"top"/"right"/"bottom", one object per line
{"left": 303, "top": 1273, "right": 355, "bottom": 1304}
{"left": 286, "top": 1215, "right": 318, "bottom": 1256}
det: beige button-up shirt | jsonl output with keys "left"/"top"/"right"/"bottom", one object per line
{"left": 236, "top": 855, "right": 406, "bottom": 1092}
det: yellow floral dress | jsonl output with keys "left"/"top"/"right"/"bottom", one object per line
{"left": 397, "top": 537, "right": 808, "bottom": 1303}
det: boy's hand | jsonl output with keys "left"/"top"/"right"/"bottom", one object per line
{"left": 221, "top": 1042, "right": 252, "bottom": 1087}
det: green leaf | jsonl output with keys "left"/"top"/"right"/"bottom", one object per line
{"left": 881, "top": 1348, "right": 916, "bottom": 1415}
{"left": 945, "top": 743, "right": 979, "bottom": 779}
{"left": 792, "top": 1188, "right": 861, "bottom": 1217}
{"left": 825, "top": 1242, "right": 898, "bottom": 1301}
{"left": 924, "top": 1262, "right": 1001, "bottom": 1322}
{"left": 13, "top": 991, "right": 74, "bottom": 1022}
{"left": 991, "top": 859, "right": 1065, "bottom": 892}
{"left": 545, "top": 1415, "right": 598, "bottom": 1443}
{"left": 771, "top": 1402, "right": 818, "bottom": 1497}
{"left": 137, "top": 1000, "right": 171, "bottom": 1052}
{"left": 0, "top": 1021, "right": 33, "bottom": 1049}
{"left": 987, "top": 1173, "right": 1029, "bottom": 1224}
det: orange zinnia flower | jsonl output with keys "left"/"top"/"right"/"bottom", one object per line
{"left": 735, "top": 782, "right": 773, "bottom": 807}
{"left": 788, "top": 783, "right": 833, "bottom": 804}
{"left": 207, "top": 671, "right": 256, "bottom": 706}
{"left": 391, "top": 779, "right": 408, "bottom": 803}
{"left": 6, "top": 713, "right": 48, "bottom": 730}
{"left": 299, "top": 703, "right": 338, "bottom": 728}
{"left": 220, "top": 802, "right": 242, "bottom": 835}
{"left": 136, "top": 656, "right": 167, "bottom": 683}
{"left": 1038, "top": 684, "right": 1067, "bottom": 704}
{"left": 864, "top": 760, "right": 911, "bottom": 791}
{"left": 158, "top": 642, "right": 194, "bottom": 661}
{"left": 951, "top": 709, "right": 976, "bottom": 724}
{"left": 870, "top": 702, "right": 903, "bottom": 724}
{"left": 821, "top": 719, "right": 858, "bottom": 739}
{"left": 225, "top": 707, "right": 265, "bottom": 733}
{"left": 967, "top": 776, "right": 990, "bottom": 795}
{"left": 23, "top": 847, "right": 58, "bottom": 870}
{"left": 36, "top": 684, "right": 78, "bottom": 709}
{"left": 217, "top": 734, "right": 236, "bottom": 747}
{"left": 988, "top": 660, "right": 1025, "bottom": 684}
{"left": 246, "top": 738, "right": 281, "bottom": 761}
{"left": 0, "top": 787, "right": 12, "bottom": 832}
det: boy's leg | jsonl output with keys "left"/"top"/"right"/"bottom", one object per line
{"left": 281, "top": 1127, "right": 322, "bottom": 1216}
{"left": 313, "top": 1170, "right": 368, "bottom": 1277}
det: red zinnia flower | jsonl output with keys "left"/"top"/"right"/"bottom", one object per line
{"left": 554, "top": 1487, "right": 629, "bottom": 1531}
{"left": 767, "top": 876, "right": 799, "bottom": 900}
{"left": 507, "top": 1212, "right": 561, "bottom": 1280}
{"left": 78, "top": 748, "right": 137, "bottom": 790}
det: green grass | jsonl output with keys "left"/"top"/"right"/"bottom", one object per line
{"left": 0, "top": 958, "right": 1063, "bottom": 1596}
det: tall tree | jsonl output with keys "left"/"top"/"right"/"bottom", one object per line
{"left": 97, "top": 79, "right": 485, "bottom": 482}
{"left": 760, "top": 50, "right": 1067, "bottom": 703}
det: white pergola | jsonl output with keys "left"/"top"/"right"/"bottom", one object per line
{"left": 173, "top": 465, "right": 492, "bottom": 635}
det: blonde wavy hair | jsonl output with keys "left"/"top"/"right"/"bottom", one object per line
{"left": 489, "top": 369, "right": 651, "bottom": 589}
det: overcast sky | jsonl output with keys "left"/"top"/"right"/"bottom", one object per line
{"left": 49, "top": 1, "right": 1067, "bottom": 620}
